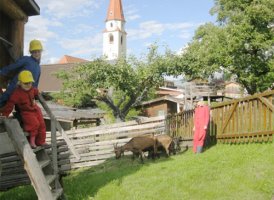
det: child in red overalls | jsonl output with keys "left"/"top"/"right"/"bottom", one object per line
{"left": 0, "top": 70, "right": 46, "bottom": 148}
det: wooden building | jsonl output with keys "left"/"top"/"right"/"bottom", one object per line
{"left": 136, "top": 95, "right": 185, "bottom": 117}
{"left": 0, "top": 2, "right": 67, "bottom": 198}
{"left": 0, "top": 0, "right": 39, "bottom": 68}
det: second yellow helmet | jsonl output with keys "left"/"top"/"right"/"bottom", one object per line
{"left": 29, "top": 39, "right": 43, "bottom": 52}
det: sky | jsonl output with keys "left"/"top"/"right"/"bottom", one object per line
{"left": 24, "top": 0, "right": 216, "bottom": 64}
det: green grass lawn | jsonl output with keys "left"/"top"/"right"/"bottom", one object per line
{"left": 1, "top": 143, "right": 274, "bottom": 200}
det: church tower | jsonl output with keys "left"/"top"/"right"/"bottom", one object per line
{"left": 103, "top": 0, "right": 126, "bottom": 60}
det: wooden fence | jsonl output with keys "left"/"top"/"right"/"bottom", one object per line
{"left": 165, "top": 110, "right": 194, "bottom": 147}
{"left": 210, "top": 90, "right": 273, "bottom": 143}
{"left": 0, "top": 139, "right": 70, "bottom": 190}
{"left": 166, "top": 90, "right": 274, "bottom": 144}
{"left": 47, "top": 116, "right": 165, "bottom": 169}
{"left": 0, "top": 116, "right": 164, "bottom": 189}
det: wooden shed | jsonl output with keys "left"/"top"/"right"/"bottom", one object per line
{"left": 136, "top": 95, "right": 185, "bottom": 117}
{"left": 0, "top": 0, "right": 39, "bottom": 68}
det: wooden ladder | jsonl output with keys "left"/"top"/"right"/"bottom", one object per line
{"left": 3, "top": 119, "right": 65, "bottom": 200}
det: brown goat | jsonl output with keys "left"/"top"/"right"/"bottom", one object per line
{"left": 114, "top": 135, "right": 157, "bottom": 162}
{"left": 147, "top": 135, "right": 181, "bottom": 158}
{"left": 156, "top": 134, "right": 173, "bottom": 156}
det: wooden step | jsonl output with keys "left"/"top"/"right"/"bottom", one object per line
{"left": 45, "top": 174, "right": 57, "bottom": 185}
{"left": 38, "top": 159, "right": 51, "bottom": 168}
{"left": 52, "top": 188, "right": 63, "bottom": 200}
{"left": 33, "top": 146, "right": 44, "bottom": 153}
{"left": 4, "top": 117, "right": 65, "bottom": 199}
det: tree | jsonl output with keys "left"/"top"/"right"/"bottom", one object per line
{"left": 55, "top": 46, "right": 171, "bottom": 122}
{"left": 174, "top": 0, "right": 274, "bottom": 94}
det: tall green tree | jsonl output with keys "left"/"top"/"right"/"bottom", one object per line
{"left": 56, "top": 46, "right": 171, "bottom": 122}
{"left": 175, "top": 0, "right": 274, "bottom": 94}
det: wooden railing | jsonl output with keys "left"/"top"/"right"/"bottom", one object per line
{"left": 166, "top": 110, "right": 194, "bottom": 140}
{"left": 210, "top": 90, "right": 273, "bottom": 143}
{"left": 47, "top": 116, "right": 165, "bottom": 169}
{"left": 166, "top": 90, "right": 274, "bottom": 144}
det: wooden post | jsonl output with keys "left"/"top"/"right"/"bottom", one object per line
{"left": 50, "top": 118, "right": 58, "bottom": 189}
{"left": 10, "top": 20, "right": 25, "bottom": 60}
{"left": 0, "top": 0, "right": 27, "bottom": 20}
{"left": 38, "top": 94, "right": 81, "bottom": 160}
{"left": 0, "top": 159, "right": 2, "bottom": 177}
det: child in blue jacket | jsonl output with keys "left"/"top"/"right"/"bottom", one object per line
{"left": 0, "top": 39, "right": 43, "bottom": 107}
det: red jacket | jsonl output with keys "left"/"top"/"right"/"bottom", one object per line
{"left": 2, "top": 87, "right": 40, "bottom": 117}
{"left": 1, "top": 86, "right": 46, "bottom": 145}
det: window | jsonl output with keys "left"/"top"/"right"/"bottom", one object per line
{"left": 110, "top": 22, "right": 113, "bottom": 28}
{"left": 109, "top": 34, "right": 113, "bottom": 43}
{"left": 121, "top": 36, "right": 123, "bottom": 45}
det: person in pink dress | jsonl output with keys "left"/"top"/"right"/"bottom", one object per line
{"left": 193, "top": 100, "right": 210, "bottom": 153}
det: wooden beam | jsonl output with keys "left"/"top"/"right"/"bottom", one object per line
{"left": 221, "top": 102, "right": 238, "bottom": 134}
{"left": 259, "top": 97, "right": 274, "bottom": 111}
{"left": 211, "top": 90, "right": 274, "bottom": 109}
{"left": 0, "top": 0, "right": 27, "bottom": 20}
{"left": 216, "top": 130, "right": 274, "bottom": 138}
{"left": 0, "top": 37, "right": 13, "bottom": 47}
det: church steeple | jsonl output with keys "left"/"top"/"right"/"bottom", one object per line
{"left": 103, "top": 0, "right": 127, "bottom": 60}
{"left": 106, "top": 0, "right": 125, "bottom": 22}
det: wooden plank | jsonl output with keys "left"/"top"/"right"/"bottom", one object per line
{"left": 216, "top": 130, "right": 274, "bottom": 139}
{"left": 0, "top": 154, "right": 20, "bottom": 163}
{"left": 71, "top": 160, "right": 106, "bottom": 169}
{"left": 259, "top": 97, "right": 274, "bottom": 111}
{"left": 70, "top": 149, "right": 114, "bottom": 159}
{"left": 1, "top": 180, "right": 30, "bottom": 189}
{"left": 0, "top": 132, "right": 16, "bottom": 154}
{"left": 0, "top": 167, "right": 25, "bottom": 176}
{"left": 1, "top": 160, "right": 23, "bottom": 168}
{"left": 64, "top": 122, "right": 164, "bottom": 138}
{"left": 221, "top": 102, "right": 238, "bottom": 134}
{"left": 211, "top": 90, "right": 274, "bottom": 109}
{"left": 71, "top": 153, "right": 113, "bottom": 163}
{"left": 0, "top": 0, "right": 27, "bottom": 20}
{"left": 3, "top": 119, "right": 54, "bottom": 199}
{"left": 59, "top": 164, "right": 71, "bottom": 172}
{"left": 249, "top": 100, "right": 252, "bottom": 133}
{"left": 0, "top": 37, "right": 13, "bottom": 47}
{"left": 91, "top": 127, "right": 164, "bottom": 142}
{"left": 254, "top": 100, "right": 258, "bottom": 132}
{"left": 67, "top": 116, "right": 164, "bottom": 135}
{"left": 10, "top": 20, "right": 24, "bottom": 60}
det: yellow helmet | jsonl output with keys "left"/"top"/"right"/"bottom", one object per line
{"left": 18, "top": 70, "right": 34, "bottom": 83}
{"left": 29, "top": 39, "right": 43, "bottom": 52}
